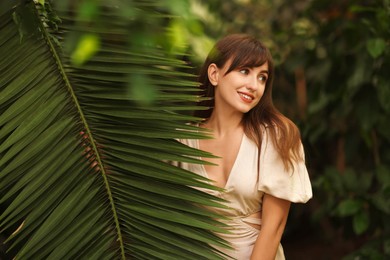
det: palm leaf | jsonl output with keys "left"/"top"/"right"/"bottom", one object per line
{"left": 0, "top": 1, "right": 230, "bottom": 259}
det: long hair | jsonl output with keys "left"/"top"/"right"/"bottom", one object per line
{"left": 195, "top": 34, "right": 303, "bottom": 170}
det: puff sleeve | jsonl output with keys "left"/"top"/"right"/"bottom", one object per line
{"left": 257, "top": 131, "right": 312, "bottom": 203}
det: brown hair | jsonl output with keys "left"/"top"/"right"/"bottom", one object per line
{"left": 195, "top": 34, "right": 303, "bottom": 170}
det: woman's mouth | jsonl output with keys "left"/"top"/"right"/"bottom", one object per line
{"left": 238, "top": 92, "right": 254, "bottom": 103}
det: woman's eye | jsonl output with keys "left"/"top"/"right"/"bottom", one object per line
{"left": 258, "top": 75, "right": 267, "bottom": 82}
{"left": 239, "top": 69, "right": 249, "bottom": 74}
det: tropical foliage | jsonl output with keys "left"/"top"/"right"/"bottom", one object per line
{"left": 0, "top": 1, "right": 230, "bottom": 259}
{"left": 1, "top": 0, "right": 389, "bottom": 259}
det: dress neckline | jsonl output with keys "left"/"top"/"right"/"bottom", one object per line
{"left": 197, "top": 134, "right": 246, "bottom": 190}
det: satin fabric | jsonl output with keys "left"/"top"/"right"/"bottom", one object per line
{"left": 176, "top": 129, "right": 312, "bottom": 259}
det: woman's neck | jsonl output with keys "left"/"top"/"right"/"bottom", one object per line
{"left": 202, "top": 110, "right": 244, "bottom": 138}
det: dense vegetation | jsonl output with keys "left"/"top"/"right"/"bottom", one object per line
{"left": 1, "top": 0, "right": 389, "bottom": 259}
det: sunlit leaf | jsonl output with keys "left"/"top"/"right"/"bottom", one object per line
{"left": 71, "top": 33, "right": 100, "bottom": 66}
{"left": 166, "top": 19, "right": 188, "bottom": 53}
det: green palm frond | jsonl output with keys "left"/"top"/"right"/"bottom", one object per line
{"left": 0, "top": 1, "right": 229, "bottom": 259}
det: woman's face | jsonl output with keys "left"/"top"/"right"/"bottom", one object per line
{"left": 208, "top": 60, "right": 269, "bottom": 115}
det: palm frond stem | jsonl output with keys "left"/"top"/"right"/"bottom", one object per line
{"left": 31, "top": 2, "right": 126, "bottom": 259}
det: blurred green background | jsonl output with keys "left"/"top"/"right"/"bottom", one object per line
{"left": 2, "top": 0, "right": 390, "bottom": 259}
{"left": 194, "top": 1, "right": 390, "bottom": 259}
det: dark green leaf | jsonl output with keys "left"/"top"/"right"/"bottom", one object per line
{"left": 366, "top": 38, "right": 386, "bottom": 58}
{"left": 353, "top": 211, "right": 370, "bottom": 235}
{"left": 337, "top": 199, "right": 362, "bottom": 217}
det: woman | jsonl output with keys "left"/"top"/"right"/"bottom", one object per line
{"left": 176, "top": 34, "right": 312, "bottom": 259}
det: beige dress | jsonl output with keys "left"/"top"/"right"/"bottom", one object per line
{"left": 176, "top": 129, "right": 312, "bottom": 260}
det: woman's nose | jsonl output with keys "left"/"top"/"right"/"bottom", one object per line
{"left": 245, "top": 77, "right": 259, "bottom": 91}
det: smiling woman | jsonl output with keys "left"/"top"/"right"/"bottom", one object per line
{"left": 207, "top": 61, "right": 268, "bottom": 114}
{"left": 174, "top": 34, "right": 313, "bottom": 259}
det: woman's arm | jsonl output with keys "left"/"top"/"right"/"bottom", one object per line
{"left": 250, "top": 194, "right": 291, "bottom": 260}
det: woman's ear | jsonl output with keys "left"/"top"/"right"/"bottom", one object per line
{"left": 207, "top": 63, "right": 219, "bottom": 86}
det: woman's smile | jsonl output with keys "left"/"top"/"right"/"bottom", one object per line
{"left": 237, "top": 91, "right": 255, "bottom": 103}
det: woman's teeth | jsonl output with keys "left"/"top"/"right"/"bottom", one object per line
{"left": 239, "top": 93, "right": 253, "bottom": 100}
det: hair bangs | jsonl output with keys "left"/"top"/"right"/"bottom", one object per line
{"left": 226, "top": 43, "right": 270, "bottom": 74}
